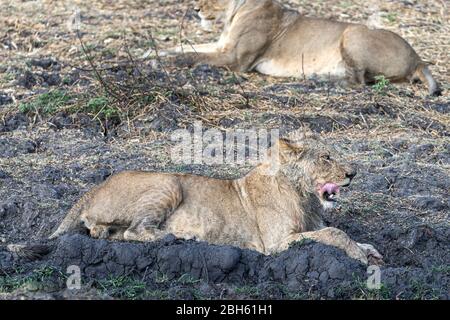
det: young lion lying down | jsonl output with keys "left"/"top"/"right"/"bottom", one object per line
{"left": 50, "top": 129, "right": 382, "bottom": 264}
{"left": 163, "top": 0, "right": 441, "bottom": 95}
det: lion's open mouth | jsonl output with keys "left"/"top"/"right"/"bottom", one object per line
{"left": 318, "top": 178, "right": 351, "bottom": 202}
{"left": 319, "top": 183, "right": 340, "bottom": 202}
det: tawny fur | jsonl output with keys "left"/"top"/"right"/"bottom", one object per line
{"left": 50, "top": 129, "right": 382, "bottom": 264}
{"left": 164, "top": 0, "right": 441, "bottom": 95}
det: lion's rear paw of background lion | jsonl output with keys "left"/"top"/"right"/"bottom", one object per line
{"left": 170, "top": 54, "right": 198, "bottom": 68}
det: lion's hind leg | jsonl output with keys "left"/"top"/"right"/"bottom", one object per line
{"left": 123, "top": 215, "right": 170, "bottom": 242}
{"left": 123, "top": 178, "right": 183, "bottom": 242}
{"left": 411, "top": 64, "right": 442, "bottom": 96}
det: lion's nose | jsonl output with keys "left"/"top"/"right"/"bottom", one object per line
{"left": 346, "top": 169, "right": 357, "bottom": 180}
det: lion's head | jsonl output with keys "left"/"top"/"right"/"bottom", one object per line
{"left": 275, "top": 129, "right": 356, "bottom": 209}
{"left": 194, "top": 0, "right": 229, "bottom": 31}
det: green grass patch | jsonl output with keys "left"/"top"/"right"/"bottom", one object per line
{"left": 1, "top": 72, "right": 14, "bottom": 83}
{"left": 410, "top": 279, "right": 439, "bottom": 300}
{"left": 97, "top": 275, "right": 147, "bottom": 299}
{"left": 372, "top": 75, "right": 391, "bottom": 95}
{"left": 154, "top": 272, "right": 170, "bottom": 284}
{"left": 431, "top": 265, "right": 450, "bottom": 275}
{"left": 0, "top": 266, "right": 64, "bottom": 293}
{"left": 234, "top": 285, "right": 260, "bottom": 296}
{"left": 19, "top": 90, "right": 71, "bottom": 115}
{"left": 177, "top": 273, "right": 201, "bottom": 285}
{"left": 349, "top": 277, "right": 391, "bottom": 300}
{"left": 145, "top": 289, "right": 169, "bottom": 299}
{"left": 84, "top": 96, "right": 119, "bottom": 119}
{"left": 384, "top": 13, "right": 398, "bottom": 24}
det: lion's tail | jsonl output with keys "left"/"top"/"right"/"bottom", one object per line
{"left": 6, "top": 244, "right": 52, "bottom": 261}
{"left": 413, "top": 63, "right": 442, "bottom": 96}
{"left": 49, "top": 200, "right": 85, "bottom": 239}
{"left": 49, "top": 186, "right": 99, "bottom": 239}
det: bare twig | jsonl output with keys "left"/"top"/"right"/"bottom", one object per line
{"left": 76, "top": 30, "right": 121, "bottom": 100}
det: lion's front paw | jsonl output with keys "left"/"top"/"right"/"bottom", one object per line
{"left": 357, "top": 243, "right": 384, "bottom": 265}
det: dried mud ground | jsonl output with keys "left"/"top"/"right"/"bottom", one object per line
{"left": 0, "top": 0, "right": 449, "bottom": 300}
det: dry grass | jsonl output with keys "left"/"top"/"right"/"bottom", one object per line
{"left": 0, "top": 0, "right": 448, "bottom": 133}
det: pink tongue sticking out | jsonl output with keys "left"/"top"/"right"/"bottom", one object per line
{"left": 320, "top": 183, "right": 340, "bottom": 196}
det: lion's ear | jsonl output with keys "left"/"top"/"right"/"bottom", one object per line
{"left": 278, "top": 138, "right": 305, "bottom": 153}
{"left": 265, "top": 138, "right": 304, "bottom": 165}
{"left": 285, "top": 126, "right": 315, "bottom": 141}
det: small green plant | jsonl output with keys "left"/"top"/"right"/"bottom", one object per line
{"left": 97, "top": 275, "right": 147, "bottom": 299}
{"left": 431, "top": 265, "right": 450, "bottom": 275}
{"left": 353, "top": 279, "right": 391, "bottom": 300}
{"left": 191, "top": 289, "right": 207, "bottom": 300}
{"left": 101, "top": 48, "right": 117, "bottom": 58}
{"left": 177, "top": 273, "right": 201, "bottom": 285}
{"left": 140, "top": 89, "right": 173, "bottom": 106}
{"left": 224, "top": 73, "right": 244, "bottom": 85}
{"left": 410, "top": 280, "right": 428, "bottom": 299}
{"left": 62, "top": 76, "right": 72, "bottom": 85}
{"left": 0, "top": 275, "right": 28, "bottom": 293}
{"left": 85, "top": 96, "right": 118, "bottom": 119}
{"left": 384, "top": 13, "right": 398, "bottom": 24}
{"left": 81, "top": 43, "right": 97, "bottom": 52}
{"left": 19, "top": 90, "right": 70, "bottom": 114}
{"left": 155, "top": 272, "right": 170, "bottom": 284}
{"left": 287, "top": 292, "right": 307, "bottom": 299}
{"left": 33, "top": 266, "right": 56, "bottom": 282}
{"left": 145, "top": 289, "right": 169, "bottom": 299}
{"left": 1, "top": 72, "right": 14, "bottom": 83}
{"left": 372, "top": 75, "right": 391, "bottom": 94}
{"left": 0, "top": 266, "right": 64, "bottom": 293}
{"left": 234, "top": 285, "right": 260, "bottom": 296}
{"left": 409, "top": 279, "right": 441, "bottom": 300}
{"left": 13, "top": 266, "right": 25, "bottom": 274}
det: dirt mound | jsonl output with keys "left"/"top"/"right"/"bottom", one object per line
{"left": 1, "top": 228, "right": 448, "bottom": 299}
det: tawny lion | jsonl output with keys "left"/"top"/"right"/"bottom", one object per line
{"left": 50, "top": 129, "right": 382, "bottom": 264}
{"left": 164, "top": 0, "right": 441, "bottom": 95}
